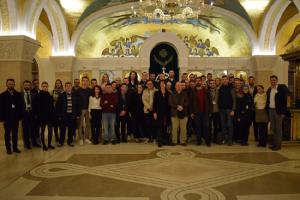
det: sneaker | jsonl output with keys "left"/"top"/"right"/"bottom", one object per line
{"left": 85, "top": 139, "right": 92, "bottom": 144}
{"left": 144, "top": 138, "right": 149, "bottom": 144}
{"left": 187, "top": 137, "right": 192, "bottom": 143}
{"left": 79, "top": 139, "right": 83, "bottom": 145}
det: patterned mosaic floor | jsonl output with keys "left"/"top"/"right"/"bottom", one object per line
{"left": 1, "top": 143, "right": 300, "bottom": 200}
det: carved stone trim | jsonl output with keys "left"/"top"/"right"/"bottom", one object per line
{"left": 0, "top": 35, "right": 40, "bottom": 62}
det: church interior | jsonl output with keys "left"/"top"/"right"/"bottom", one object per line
{"left": 1, "top": 0, "right": 300, "bottom": 200}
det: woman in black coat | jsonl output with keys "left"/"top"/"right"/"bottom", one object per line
{"left": 128, "top": 84, "right": 145, "bottom": 142}
{"left": 236, "top": 86, "right": 254, "bottom": 146}
{"left": 153, "top": 81, "right": 171, "bottom": 147}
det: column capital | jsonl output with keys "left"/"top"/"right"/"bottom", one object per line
{"left": 0, "top": 35, "right": 40, "bottom": 62}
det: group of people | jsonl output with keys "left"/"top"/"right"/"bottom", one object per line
{"left": 0, "top": 70, "right": 289, "bottom": 155}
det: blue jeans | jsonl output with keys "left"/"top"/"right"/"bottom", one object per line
{"left": 219, "top": 109, "right": 234, "bottom": 143}
{"left": 102, "top": 113, "right": 116, "bottom": 142}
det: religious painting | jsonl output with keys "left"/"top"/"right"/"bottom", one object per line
{"left": 99, "top": 70, "right": 115, "bottom": 83}
{"left": 188, "top": 71, "right": 205, "bottom": 79}
{"left": 79, "top": 71, "right": 92, "bottom": 84}
{"left": 235, "top": 70, "right": 248, "bottom": 81}
{"left": 277, "top": 17, "right": 300, "bottom": 55}
{"left": 214, "top": 70, "right": 228, "bottom": 78}
{"left": 76, "top": 10, "right": 252, "bottom": 58}
{"left": 123, "top": 71, "right": 141, "bottom": 81}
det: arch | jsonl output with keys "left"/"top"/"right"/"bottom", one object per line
{"left": 140, "top": 32, "right": 189, "bottom": 70}
{"left": 6, "top": 0, "right": 18, "bottom": 32}
{"left": 71, "top": 2, "right": 257, "bottom": 55}
{"left": 258, "top": 0, "right": 291, "bottom": 54}
{"left": 150, "top": 43, "right": 179, "bottom": 80}
{"left": 23, "top": 0, "right": 71, "bottom": 55}
{"left": 0, "top": 0, "right": 10, "bottom": 32}
{"left": 294, "top": 0, "right": 300, "bottom": 11}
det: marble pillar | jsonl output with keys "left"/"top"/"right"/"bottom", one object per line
{"left": 0, "top": 36, "right": 40, "bottom": 91}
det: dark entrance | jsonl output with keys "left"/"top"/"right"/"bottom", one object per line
{"left": 150, "top": 43, "right": 179, "bottom": 81}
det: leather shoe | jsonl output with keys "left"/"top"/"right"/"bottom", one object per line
{"left": 13, "top": 148, "right": 21, "bottom": 153}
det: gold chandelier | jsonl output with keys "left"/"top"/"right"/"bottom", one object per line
{"left": 131, "top": 0, "right": 215, "bottom": 21}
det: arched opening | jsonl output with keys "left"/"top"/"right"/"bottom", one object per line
{"left": 150, "top": 43, "right": 179, "bottom": 81}
{"left": 32, "top": 59, "right": 39, "bottom": 80}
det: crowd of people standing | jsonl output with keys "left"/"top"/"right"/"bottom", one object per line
{"left": 0, "top": 70, "right": 289, "bottom": 155}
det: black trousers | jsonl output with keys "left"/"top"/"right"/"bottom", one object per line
{"left": 4, "top": 121, "right": 19, "bottom": 151}
{"left": 240, "top": 120, "right": 251, "bottom": 144}
{"left": 257, "top": 122, "right": 268, "bottom": 146}
{"left": 60, "top": 114, "right": 76, "bottom": 145}
{"left": 116, "top": 114, "right": 128, "bottom": 142}
{"left": 187, "top": 116, "right": 196, "bottom": 139}
{"left": 131, "top": 113, "right": 144, "bottom": 139}
{"left": 90, "top": 109, "right": 102, "bottom": 143}
{"left": 40, "top": 122, "right": 53, "bottom": 147}
{"left": 157, "top": 122, "right": 169, "bottom": 145}
{"left": 145, "top": 113, "right": 156, "bottom": 140}
{"left": 209, "top": 112, "right": 221, "bottom": 143}
{"left": 22, "top": 111, "right": 35, "bottom": 148}
{"left": 234, "top": 118, "right": 242, "bottom": 141}
{"left": 32, "top": 117, "right": 41, "bottom": 145}
{"left": 53, "top": 117, "right": 61, "bottom": 142}
{"left": 195, "top": 112, "right": 210, "bottom": 145}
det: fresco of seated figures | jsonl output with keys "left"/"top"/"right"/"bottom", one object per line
{"left": 76, "top": 10, "right": 251, "bottom": 58}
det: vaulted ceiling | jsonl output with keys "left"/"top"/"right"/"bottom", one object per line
{"left": 0, "top": 0, "right": 299, "bottom": 57}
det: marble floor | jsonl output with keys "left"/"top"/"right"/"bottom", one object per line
{"left": 1, "top": 141, "right": 300, "bottom": 200}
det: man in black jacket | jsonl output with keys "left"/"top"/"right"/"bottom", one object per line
{"left": 56, "top": 82, "right": 81, "bottom": 146}
{"left": 191, "top": 80, "right": 212, "bottom": 146}
{"left": 21, "top": 80, "right": 35, "bottom": 149}
{"left": 0, "top": 79, "right": 23, "bottom": 154}
{"left": 266, "top": 75, "right": 289, "bottom": 151}
{"left": 218, "top": 75, "right": 236, "bottom": 146}
{"left": 33, "top": 82, "right": 55, "bottom": 151}
{"left": 116, "top": 83, "right": 129, "bottom": 143}
{"left": 31, "top": 78, "right": 41, "bottom": 147}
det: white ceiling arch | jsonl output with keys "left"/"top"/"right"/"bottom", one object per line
{"left": 23, "top": 0, "right": 71, "bottom": 55}
{"left": 0, "top": 0, "right": 18, "bottom": 34}
{"left": 293, "top": 0, "right": 300, "bottom": 11}
{"left": 257, "top": 0, "right": 292, "bottom": 54}
{"left": 70, "top": 2, "right": 258, "bottom": 56}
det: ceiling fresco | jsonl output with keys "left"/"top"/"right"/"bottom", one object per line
{"left": 75, "top": 10, "right": 251, "bottom": 58}
{"left": 57, "top": 0, "right": 255, "bottom": 34}
{"left": 276, "top": 14, "right": 300, "bottom": 55}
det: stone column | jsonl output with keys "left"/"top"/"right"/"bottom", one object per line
{"left": 50, "top": 56, "right": 76, "bottom": 85}
{"left": 0, "top": 36, "right": 40, "bottom": 91}
{"left": 252, "top": 55, "right": 289, "bottom": 89}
